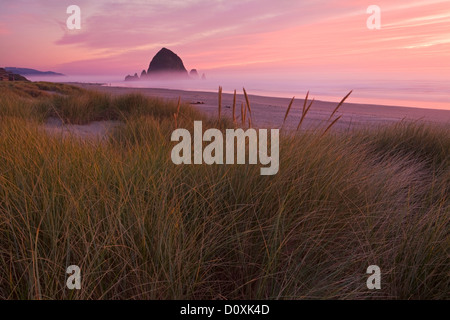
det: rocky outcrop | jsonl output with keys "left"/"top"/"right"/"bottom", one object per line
{"left": 0, "top": 68, "right": 29, "bottom": 81}
{"left": 124, "top": 73, "right": 139, "bottom": 81}
{"left": 189, "top": 69, "right": 199, "bottom": 79}
{"left": 145, "top": 47, "right": 188, "bottom": 79}
{"left": 125, "top": 48, "right": 202, "bottom": 81}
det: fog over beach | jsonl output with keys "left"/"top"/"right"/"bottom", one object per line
{"left": 27, "top": 73, "right": 450, "bottom": 111}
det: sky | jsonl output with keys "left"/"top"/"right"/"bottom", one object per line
{"left": 1, "top": 0, "right": 449, "bottom": 82}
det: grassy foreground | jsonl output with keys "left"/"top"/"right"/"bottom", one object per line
{"left": 0, "top": 82, "right": 448, "bottom": 299}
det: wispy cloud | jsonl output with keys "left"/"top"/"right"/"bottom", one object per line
{"left": 0, "top": 0, "right": 449, "bottom": 79}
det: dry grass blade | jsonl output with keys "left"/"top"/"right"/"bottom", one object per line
{"left": 302, "top": 91, "right": 309, "bottom": 115}
{"left": 218, "top": 86, "right": 222, "bottom": 122}
{"left": 243, "top": 87, "right": 252, "bottom": 119}
{"left": 243, "top": 102, "right": 247, "bottom": 125}
{"left": 328, "top": 90, "right": 352, "bottom": 121}
{"left": 232, "top": 90, "right": 237, "bottom": 125}
{"left": 176, "top": 96, "right": 181, "bottom": 115}
{"left": 241, "top": 102, "right": 245, "bottom": 126}
{"left": 247, "top": 103, "right": 252, "bottom": 128}
{"left": 173, "top": 96, "right": 181, "bottom": 129}
{"left": 321, "top": 115, "right": 342, "bottom": 137}
{"left": 282, "top": 96, "right": 295, "bottom": 129}
{"left": 297, "top": 94, "right": 314, "bottom": 131}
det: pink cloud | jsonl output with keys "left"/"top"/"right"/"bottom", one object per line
{"left": 0, "top": 0, "right": 449, "bottom": 82}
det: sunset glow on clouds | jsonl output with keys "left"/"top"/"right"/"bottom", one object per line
{"left": 0, "top": 0, "right": 449, "bottom": 80}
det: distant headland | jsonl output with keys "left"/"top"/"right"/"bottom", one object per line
{"left": 0, "top": 68, "right": 29, "bottom": 81}
{"left": 125, "top": 47, "right": 206, "bottom": 81}
{"left": 5, "top": 67, "right": 64, "bottom": 76}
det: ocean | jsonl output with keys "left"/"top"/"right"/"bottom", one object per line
{"left": 26, "top": 74, "right": 450, "bottom": 111}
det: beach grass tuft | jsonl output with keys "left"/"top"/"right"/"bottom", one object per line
{"left": 0, "top": 82, "right": 448, "bottom": 300}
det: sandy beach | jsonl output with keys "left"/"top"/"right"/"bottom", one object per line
{"left": 73, "top": 83, "right": 450, "bottom": 131}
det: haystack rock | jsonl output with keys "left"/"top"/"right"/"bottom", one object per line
{"left": 189, "top": 69, "right": 199, "bottom": 79}
{"left": 146, "top": 47, "right": 188, "bottom": 79}
{"left": 201, "top": 73, "right": 206, "bottom": 80}
{"left": 124, "top": 48, "right": 199, "bottom": 81}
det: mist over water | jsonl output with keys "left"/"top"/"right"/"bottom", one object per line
{"left": 27, "top": 74, "right": 450, "bottom": 111}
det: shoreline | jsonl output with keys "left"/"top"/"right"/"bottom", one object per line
{"left": 70, "top": 83, "right": 450, "bottom": 130}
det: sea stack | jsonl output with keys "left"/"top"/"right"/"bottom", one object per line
{"left": 124, "top": 48, "right": 198, "bottom": 81}
{"left": 189, "top": 69, "right": 199, "bottom": 79}
{"left": 146, "top": 47, "right": 188, "bottom": 79}
{"left": 125, "top": 73, "right": 139, "bottom": 81}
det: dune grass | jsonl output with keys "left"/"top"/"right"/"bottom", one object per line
{"left": 0, "top": 82, "right": 448, "bottom": 300}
